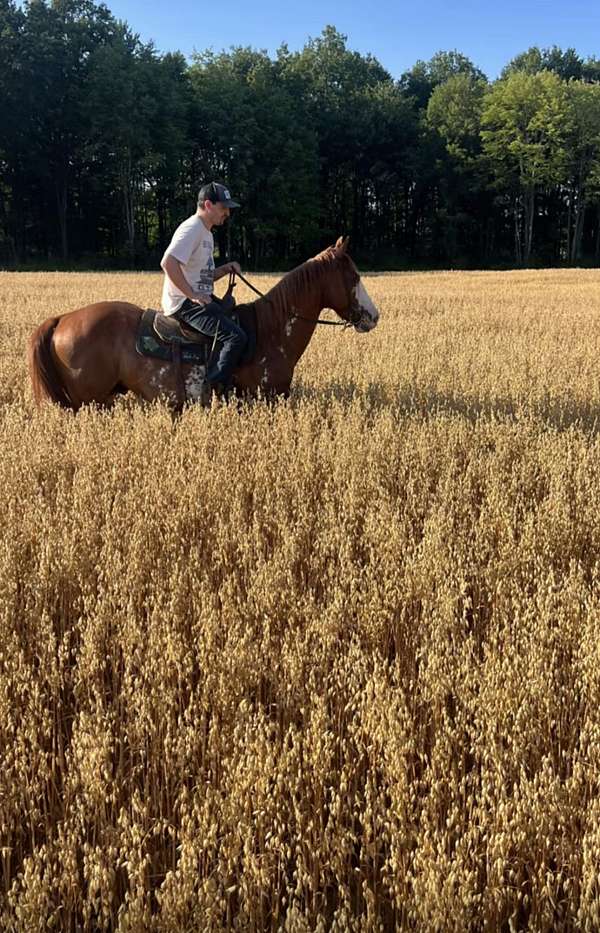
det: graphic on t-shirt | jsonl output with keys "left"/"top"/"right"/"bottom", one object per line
{"left": 197, "top": 254, "right": 215, "bottom": 297}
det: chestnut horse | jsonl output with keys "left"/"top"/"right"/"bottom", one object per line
{"left": 28, "top": 237, "right": 379, "bottom": 410}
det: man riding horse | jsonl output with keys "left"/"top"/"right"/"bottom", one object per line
{"left": 160, "top": 181, "right": 245, "bottom": 396}
{"left": 29, "top": 211, "right": 381, "bottom": 410}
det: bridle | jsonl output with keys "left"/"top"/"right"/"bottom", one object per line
{"left": 231, "top": 271, "right": 363, "bottom": 329}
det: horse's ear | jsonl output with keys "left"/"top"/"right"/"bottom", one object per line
{"left": 335, "top": 236, "right": 349, "bottom": 253}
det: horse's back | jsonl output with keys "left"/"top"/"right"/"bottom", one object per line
{"left": 58, "top": 300, "right": 142, "bottom": 335}
{"left": 52, "top": 300, "right": 140, "bottom": 353}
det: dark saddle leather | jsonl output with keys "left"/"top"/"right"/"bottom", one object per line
{"left": 136, "top": 299, "right": 258, "bottom": 368}
{"left": 136, "top": 310, "right": 209, "bottom": 364}
{"left": 153, "top": 290, "right": 238, "bottom": 346}
{"left": 153, "top": 313, "right": 212, "bottom": 346}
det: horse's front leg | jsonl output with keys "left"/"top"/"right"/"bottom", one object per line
{"left": 234, "top": 353, "right": 293, "bottom": 401}
{"left": 265, "top": 382, "right": 291, "bottom": 401}
{"left": 261, "top": 352, "right": 293, "bottom": 400}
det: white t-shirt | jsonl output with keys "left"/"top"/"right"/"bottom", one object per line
{"left": 161, "top": 214, "right": 215, "bottom": 315}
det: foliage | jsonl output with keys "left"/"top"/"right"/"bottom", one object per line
{"left": 1, "top": 3, "right": 600, "bottom": 267}
{"left": 564, "top": 81, "right": 600, "bottom": 261}
{"left": 427, "top": 73, "right": 487, "bottom": 162}
{"left": 501, "top": 44, "right": 600, "bottom": 82}
{"left": 400, "top": 49, "right": 487, "bottom": 110}
{"left": 188, "top": 46, "right": 320, "bottom": 264}
{"left": 481, "top": 71, "right": 573, "bottom": 263}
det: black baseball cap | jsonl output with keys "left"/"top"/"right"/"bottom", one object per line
{"left": 198, "top": 182, "right": 240, "bottom": 208}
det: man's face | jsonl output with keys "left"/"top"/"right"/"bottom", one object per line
{"left": 204, "top": 200, "right": 230, "bottom": 225}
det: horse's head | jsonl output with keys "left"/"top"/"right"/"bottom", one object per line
{"left": 323, "top": 237, "right": 380, "bottom": 333}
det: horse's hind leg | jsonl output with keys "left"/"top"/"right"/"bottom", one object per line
{"left": 53, "top": 323, "right": 124, "bottom": 408}
{"left": 101, "top": 383, "right": 129, "bottom": 409}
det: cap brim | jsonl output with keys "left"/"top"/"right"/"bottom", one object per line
{"left": 223, "top": 199, "right": 240, "bottom": 208}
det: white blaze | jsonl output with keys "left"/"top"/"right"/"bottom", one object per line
{"left": 354, "top": 280, "right": 379, "bottom": 330}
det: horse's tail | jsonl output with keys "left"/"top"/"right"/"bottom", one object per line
{"left": 28, "top": 317, "right": 74, "bottom": 409}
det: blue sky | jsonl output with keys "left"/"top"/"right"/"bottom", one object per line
{"left": 102, "top": 0, "right": 599, "bottom": 79}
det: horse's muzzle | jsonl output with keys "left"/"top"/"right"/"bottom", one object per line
{"left": 352, "top": 281, "right": 380, "bottom": 332}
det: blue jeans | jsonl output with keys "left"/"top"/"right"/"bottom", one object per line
{"left": 176, "top": 298, "right": 247, "bottom": 387}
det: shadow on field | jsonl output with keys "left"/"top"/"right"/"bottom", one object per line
{"left": 292, "top": 380, "right": 600, "bottom": 434}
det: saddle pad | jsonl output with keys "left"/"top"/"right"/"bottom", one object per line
{"left": 136, "top": 310, "right": 210, "bottom": 365}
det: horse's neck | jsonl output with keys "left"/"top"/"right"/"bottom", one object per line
{"left": 257, "top": 267, "right": 326, "bottom": 363}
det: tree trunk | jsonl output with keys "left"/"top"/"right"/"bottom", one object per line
{"left": 0, "top": 176, "right": 18, "bottom": 263}
{"left": 123, "top": 186, "right": 135, "bottom": 253}
{"left": 566, "top": 183, "right": 573, "bottom": 262}
{"left": 226, "top": 222, "right": 232, "bottom": 262}
{"left": 570, "top": 189, "right": 586, "bottom": 265}
{"left": 156, "top": 191, "right": 167, "bottom": 251}
{"left": 55, "top": 176, "right": 68, "bottom": 261}
{"left": 483, "top": 215, "right": 495, "bottom": 265}
{"left": 524, "top": 187, "right": 535, "bottom": 265}
{"left": 240, "top": 225, "right": 248, "bottom": 267}
{"left": 407, "top": 181, "right": 422, "bottom": 260}
{"left": 10, "top": 168, "right": 25, "bottom": 262}
{"left": 121, "top": 152, "right": 135, "bottom": 254}
{"left": 514, "top": 195, "right": 522, "bottom": 265}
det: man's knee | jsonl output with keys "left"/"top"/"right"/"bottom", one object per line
{"left": 222, "top": 324, "right": 247, "bottom": 352}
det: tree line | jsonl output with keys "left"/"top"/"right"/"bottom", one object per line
{"left": 2, "top": 0, "right": 600, "bottom": 269}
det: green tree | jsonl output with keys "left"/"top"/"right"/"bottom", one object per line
{"left": 564, "top": 81, "right": 600, "bottom": 262}
{"left": 189, "top": 46, "right": 320, "bottom": 264}
{"left": 20, "top": 0, "right": 116, "bottom": 259}
{"left": 281, "top": 27, "right": 399, "bottom": 254}
{"left": 426, "top": 74, "right": 492, "bottom": 262}
{"left": 482, "top": 70, "right": 572, "bottom": 264}
{"left": 0, "top": 0, "right": 27, "bottom": 260}
{"left": 84, "top": 27, "right": 175, "bottom": 256}
{"left": 502, "top": 46, "right": 584, "bottom": 81}
{"left": 582, "top": 57, "right": 600, "bottom": 84}
{"left": 358, "top": 81, "right": 421, "bottom": 260}
{"left": 401, "top": 50, "right": 486, "bottom": 110}
{"left": 144, "top": 52, "right": 192, "bottom": 251}
{"left": 427, "top": 73, "right": 488, "bottom": 163}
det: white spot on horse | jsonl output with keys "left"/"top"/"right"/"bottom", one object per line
{"left": 151, "top": 365, "right": 169, "bottom": 388}
{"left": 261, "top": 367, "right": 269, "bottom": 387}
{"left": 285, "top": 319, "right": 294, "bottom": 337}
{"left": 259, "top": 356, "right": 267, "bottom": 365}
{"left": 278, "top": 345, "right": 286, "bottom": 358}
{"left": 353, "top": 280, "right": 380, "bottom": 331}
{"left": 185, "top": 365, "right": 207, "bottom": 401}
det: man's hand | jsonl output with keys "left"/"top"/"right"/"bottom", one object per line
{"left": 220, "top": 261, "right": 241, "bottom": 277}
{"left": 214, "top": 261, "right": 242, "bottom": 282}
{"left": 189, "top": 292, "right": 210, "bottom": 305}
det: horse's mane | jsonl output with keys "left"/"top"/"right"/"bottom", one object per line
{"left": 263, "top": 246, "right": 336, "bottom": 317}
{"left": 238, "top": 247, "right": 339, "bottom": 348}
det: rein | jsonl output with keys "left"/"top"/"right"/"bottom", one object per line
{"left": 233, "top": 271, "right": 356, "bottom": 328}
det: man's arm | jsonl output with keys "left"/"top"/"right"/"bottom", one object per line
{"left": 214, "top": 261, "right": 242, "bottom": 281}
{"left": 161, "top": 254, "right": 209, "bottom": 304}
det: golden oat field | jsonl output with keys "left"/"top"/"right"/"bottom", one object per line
{"left": 2, "top": 267, "right": 600, "bottom": 931}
